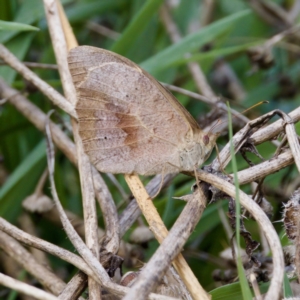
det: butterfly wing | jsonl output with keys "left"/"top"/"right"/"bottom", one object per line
{"left": 68, "top": 46, "right": 199, "bottom": 175}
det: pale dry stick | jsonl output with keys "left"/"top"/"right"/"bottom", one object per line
{"left": 264, "top": 24, "right": 300, "bottom": 49}
{"left": 160, "top": 4, "right": 215, "bottom": 99}
{"left": 0, "top": 272, "right": 59, "bottom": 300}
{"left": 246, "top": 104, "right": 300, "bottom": 143}
{"left": 211, "top": 122, "right": 250, "bottom": 171}
{"left": 46, "top": 114, "right": 177, "bottom": 300}
{"left": 0, "top": 60, "right": 57, "bottom": 70}
{"left": 58, "top": 272, "right": 87, "bottom": 300}
{"left": 217, "top": 204, "right": 234, "bottom": 242}
{"left": 125, "top": 175, "right": 205, "bottom": 300}
{"left": 200, "top": 0, "right": 215, "bottom": 27}
{"left": 211, "top": 60, "right": 246, "bottom": 101}
{"left": 0, "top": 60, "right": 59, "bottom": 69}
{"left": 0, "top": 217, "right": 102, "bottom": 280}
{"left": 295, "top": 216, "right": 300, "bottom": 286}
{"left": 237, "top": 150, "right": 293, "bottom": 184}
{"left": 0, "top": 44, "right": 76, "bottom": 118}
{"left": 288, "top": 0, "right": 300, "bottom": 21}
{"left": 123, "top": 176, "right": 209, "bottom": 300}
{"left": 285, "top": 122, "right": 300, "bottom": 173}
{"left": 57, "top": 0, "right": 120, "bottom": 254}
{"left": 106, "top": 173, "right": 128, "bottom": 201}
{"left": 18, "top": 213, "right": 51, "bottom": 267}
{"left": 0, "top": 218, "right": 176, "bottom": 300}
{"left": 251, "top": 182, "right": 270, "bottom": 256}
{"left": 249, "top": 273, "right": 262, "bottom": 300}
{"left": 87, "top": 21, "right": 120, "bottom": 40}
{"left": 0, "top": 231, "right": 66, "bottom": 295}
{"left": 0, "top": 253, "right": 32, "bottom": 300}
{"left": 196, "top": 170, "right": 284, "bottom": 300}
{"left": 119, "top": 174, "right": 175, "bottom": 236}
{"left": 211, "top": 109, "right": 294, "bottom": 171}
{"left": 248, "top": 0, "right": 290, "bottom": 28}
{"left": 250, "top": 0, "right": 300, "bottom": 41}
{"left": 43, "top": 0, "right": 100, "bottom": 298}
{"left": 184, "top": 149, "right": 294, "bottom": 186}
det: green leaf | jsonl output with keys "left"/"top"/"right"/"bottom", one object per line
{"left": 177, "top": 41, "right": 262, "bottom": 65}
{"left": 210, "top": 282, "right": 269, "bottom": 300}
{"left": 66, "top": 0, "right": 127, "bottom": 23}
{"left": 0, "top": 0, "right": 43, "bottom": 43}
{"left": 283, "top": 272, "right": 293, "bottom": 298}
{"left": 0, "top": 33, "right": 35, "bottom": 84}
{"left": 141, "top": 9, "right": 251, "bottom": 74}
{"left": 111, "top": 0, "right": 164, "bottom": 55}
{"left": 0, "top": 20, "right": 39, "bottom": 31}
{"left": 0, "top": 140, "right": 46, "bottom": 221}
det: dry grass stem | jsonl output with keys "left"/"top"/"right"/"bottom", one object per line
{"left": 0, "top": 44, "right": 76, "bottom": 118}
{"left": 251, "top": 105, "right": 300, "bottom": 144}
{"left": 44, "top": 0, "right": 100, "bottom": 297}
{"left": 124, "top": 174, "right": 208, "bottom": 300}
{"left": 57, "top": 272, "right": 87, "bottom": 300}
{"left": 0, "top": 217, "right": 103, "bottom": 280}
{"left": 237, "top": 150, "right": 293, "bottom": 185}
{"left": 0, "top": 60, "right": 58, "bottom": 69}
{"left": 58, "top": 0, "right": 120, "bottom": 255}
{"left": 87, "top": 21, "right": 120, "bottom": 40}
{"left": 285, "top": 122, "right": 300, "bottom": 173}
{"left": 0, "top": 231, "right": 66, "bottom": 295}
{"left": 119, "top": 174, "right": 176, "bottom": 236}
{"left": 196, "top": 170, "right": 284, "bottom": 300}
{"left": 0, "top": 272, "right": 59, "bottom": 300}
{"left": 123, "top": 178, "right": 209, "bottom": 300}
{"left": 18, "top": 213, "right": 51, "bottom": 267}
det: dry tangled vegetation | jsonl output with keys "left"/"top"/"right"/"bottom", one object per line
{"left": 0, "top": 1, "right": 300, "bottom": 300}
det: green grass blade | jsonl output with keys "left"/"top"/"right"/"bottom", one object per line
{"left": 66, "top": 0, "right": 126, "bottom": 23}
{"left": 283, "top": 272, "right": 293, "bottom": 298}
{"left": 227, "top": 102, "right": 252, "bottom": 300}
{"left": 0, "top": 20, "right": 39, "bottom": 31}
{"left": 0, "top": 0, "right": 43, "bottom": 43}
{"left": 0, "top": 140, "right": 46, "bottom": 221}
{"left": 209, "top": 281, "right": 269, "bottom": 299}
{"left": 111, "top": 0, "right": 164, "bottom": 55}
{"left": 0, "top": 33, "right": 34, "bottom": 84}
{"left": 177, "top": 41, "right": 262, "bottom": 65}
{"left": 141, "top": 10, "right": 251, "bottom": 74}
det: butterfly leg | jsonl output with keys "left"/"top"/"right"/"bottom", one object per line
{"left": 142, "top": 162, "right": 181, "bottom": 199}
{"left": 150, "top": 165, "right": 166, "bottom": 200}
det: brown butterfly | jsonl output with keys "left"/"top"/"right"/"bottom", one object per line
{"left": 68, "top": 46, "right": 218, "bottom": 175}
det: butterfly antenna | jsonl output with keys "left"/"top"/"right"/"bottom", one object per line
{"left": 240, "top": 100, "right": 269, "bottom": 115}
{"left": 212, "top": 100, "right": 269, "bottom": 130}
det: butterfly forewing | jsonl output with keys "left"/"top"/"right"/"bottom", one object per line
{"left": 68, "top": 46, "right": 198, "bottom": 175}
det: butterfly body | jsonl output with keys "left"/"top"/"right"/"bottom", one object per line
{"left": 68, "top": 46, "right": 218, "bottom": 175}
